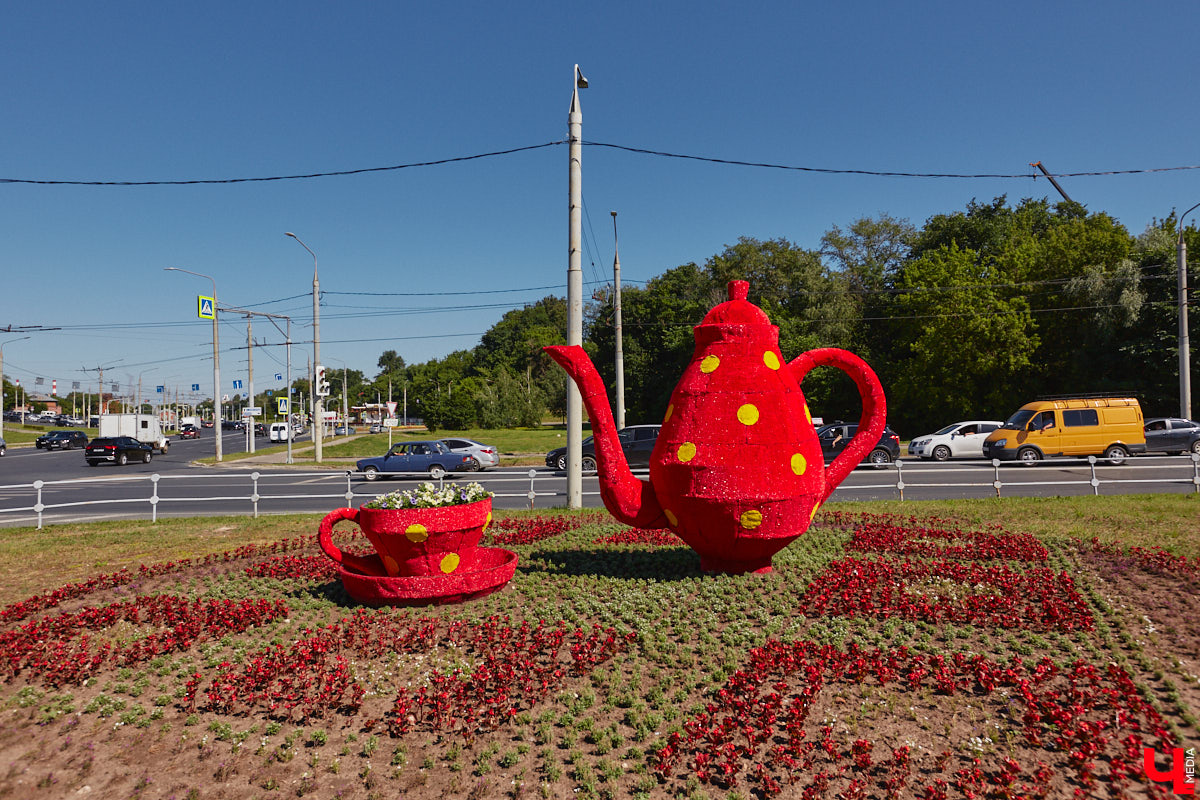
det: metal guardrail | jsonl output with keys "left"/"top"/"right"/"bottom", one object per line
{"left": 0, "top": 455, "right": 1197, "bottom": 529}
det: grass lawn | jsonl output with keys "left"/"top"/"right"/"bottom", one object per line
{"left": 0, "top": 494, "right": 1196, "bottom": 799}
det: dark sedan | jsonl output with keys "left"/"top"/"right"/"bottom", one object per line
{"left": 35, "top": 430, "right": 89, "bottom": 450}
{"left": 816, "top": 421, "right": 901, "bottom": 466}
{"left": 355, "top": 440, "right": 476, "bottom": 481}
{"left": 545, "top": 424, "right": 661, "bottom": 472}
{"left": 1143, "top": 417, "right": 1200, "bottom": 455}
{"left": 85, "top": 436, "right": 154, "bottom": 466}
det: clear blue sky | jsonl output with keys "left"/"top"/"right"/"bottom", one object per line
{"left": 3, "top": 1, "right": 1198, "bottom": 407}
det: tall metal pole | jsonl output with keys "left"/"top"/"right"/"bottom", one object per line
{"left": 287, "top": 232, "right": 323, "bottom": 462}
{"left": 165, "top": 267, "right": 222, "bottom": 462}
{"left": 1178, "top": 202, "right": 1198, "bottom": 420}
{"left": 0, "top": 336, "right": 31, "bottom": 441}
{"left": 566, "top": 65, "right": 587, "bottom": 508}
{"left": 611, "top": 210, "right": 625, "bottom": 431}
{"left": 285, "top": 317, "right": 293, "bottom": 465}
{"left": 246, "top": 317, "right": 255, "bottom": 453}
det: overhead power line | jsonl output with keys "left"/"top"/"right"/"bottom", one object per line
{"left": 4, "top": 141, "right": 1200, "bottom": 187}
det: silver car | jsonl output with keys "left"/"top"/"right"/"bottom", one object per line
{"left": 908, "top": 420, "right": 1003, "bottom": 461}
{"left": 439, "top": 437, "right": 500, "bottom": 470}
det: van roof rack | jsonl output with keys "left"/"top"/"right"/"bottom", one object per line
{"left": 1034, "top": 392, "right": 1138, "bottom": 401}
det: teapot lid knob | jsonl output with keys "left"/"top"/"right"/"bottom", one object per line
{"left": 728, "top": 280, "right": 749, "bottom": 302}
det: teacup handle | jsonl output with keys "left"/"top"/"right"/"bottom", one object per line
{"left": 788, "top": 347, "right": 887, "bottom": 502}
{"left": 318, "top": 507, "right": 384, "bottom": 577}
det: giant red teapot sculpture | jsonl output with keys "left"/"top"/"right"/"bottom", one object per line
{"left": 544, "top": 279, "right": 886, "bottom": 574}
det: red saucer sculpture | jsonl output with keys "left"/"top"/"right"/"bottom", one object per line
{"left": 318, "top": 496, "right": 518, "bottom": 605}
{"left": 546, "top": 279, "right": 887, "bottom": 574}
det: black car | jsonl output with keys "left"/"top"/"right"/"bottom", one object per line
{"left": 816, "top": 421, "right": 902, "bottom": 466}
{"left": 85, "top": 436, "right": 154, "bottom": 466}
{"left": 35, "top": 429, "right": 89, "bottom": 450}
{"left": 1143, "top": 417, "right": 1200, "bottom": 455}
{"left": 0, "top": 437, "right": 6, "bottom": 457}
{"left": 254, "top": 422, "right": 268, "bottom": 437}
{"left": 545, "top": 424, "right": 661, "bottom": 472}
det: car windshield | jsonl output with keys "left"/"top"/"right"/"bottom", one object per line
{"left": 1003, "top": 409, "right": 1036, "bottom": 429}
{"left": 933, "top": 424, "right": 959, "bottom": 436}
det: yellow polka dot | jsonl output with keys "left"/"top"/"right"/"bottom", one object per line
{"left": 791, "top": 453, "right": 807, "bottom": 475}
{"left": 763, "top": 351, "right": 780, "bottom": 370}
{"left": 382, "top": 555, "right": 401, "bottom": 575}
{"left": 737, "top": 404, "right": 760, "bottom": 425}
{"left": 664, "top": 404, "right": 673, "bottom": 423}
{"left": 700, "top": 355, "right": 720, "bottom": 373}
{"left": 440, "top": 553, "right": 460, "bottom": 574}
{"left": 405, "top": 524, "right": 429, "bottom": 543}
{"left": 484, "top": 511, "right": 492, "bottom": 531}
{"left": 809, "top": 503, "right": 820, "bottom": 521}
{"left": 677, "top": 442, "right": 697, "bottom": 462}
{"left": 804, "top": 404, "right": 812, "bottom": 424}
{"left": 663, "top": 508, "right": 678, "bottom": 527}
{"left": 739, "top": 509, "right": 763, "bottom": 530}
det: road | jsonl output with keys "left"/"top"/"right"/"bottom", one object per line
{"left": 0, "top": 431, "right": 1197, "bottom": 528}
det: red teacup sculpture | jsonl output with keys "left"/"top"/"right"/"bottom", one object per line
{"left": 545, "top": 279, "right": 887, "bottom": 574}
{"left": 318, "top": 497, "right": 518, "bottom": 605}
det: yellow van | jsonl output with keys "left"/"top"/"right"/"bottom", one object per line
{"left": 982, "top": 396, "right": 1146, "bottom": 464}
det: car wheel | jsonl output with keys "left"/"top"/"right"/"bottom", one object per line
{"left": 428, "top": 465, "right": 447, "bottom": 480}
{"left": 582, "top": 455, "right": 597, "bottom": 473}
{"left": 117, "top": 453, "right": 128, "bottom": 466}
{"left": 1017, "top": 447, "right": 1041, "bottom": 465}
{"left": 0, "top": 445, "right": 5, "bottom": 457}
{"left": 363, "top": 466, "right": 379, "bottom": 481}
{"left": 143, "top": 451, "right": 152, "bottom": 463}
{"left": 1104, "top": 445, "right": 1128, "bottom": 465}
{"left": 868, "top": 449, "right": 892, "bottom": 467}
{"left": 87, "top": 460, "right": 98, "bottom": 467}
{"left": 556, "top": 454, "right": 566, "bottom": 471}
{"left": 931, "top": 445, "right": 951, "bottom": 462}
{"left": 1192, "top": 440, "right": 1200, "bottom": 455}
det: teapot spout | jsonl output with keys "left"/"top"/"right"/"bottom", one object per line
{"left": 543, "top": 345, "right": 666, "bottom": 528}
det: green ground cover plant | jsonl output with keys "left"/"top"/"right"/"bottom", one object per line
{"left": 0, "top": 494, "right": 1195, "bottom": 799}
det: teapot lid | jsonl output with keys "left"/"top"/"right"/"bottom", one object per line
{"left": 699, "top": 280, "right": 771, "bottom": 327}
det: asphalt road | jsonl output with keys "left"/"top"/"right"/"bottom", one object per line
{"left": 0, "top": 432, "right": 1197, "bottom": 528}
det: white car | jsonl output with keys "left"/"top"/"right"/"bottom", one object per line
{"left": 908, "top": 420, "right": 1003, "bottom": 461}
{"left": 439, "top": 437, "right": 500, "bottom": 470}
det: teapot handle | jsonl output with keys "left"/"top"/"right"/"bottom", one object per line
{"left": 318, "top": 507, "right": 385, "bottom": 577}
{"left": 788, "top": 347, "right": 887, "bottom": 502}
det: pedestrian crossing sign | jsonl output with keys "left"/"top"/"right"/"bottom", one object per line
{"left": 277, "top": 398, "right": 289, "bottom": 414}
{"left": 198, "top": 295, "right": 215, "bottom": 320}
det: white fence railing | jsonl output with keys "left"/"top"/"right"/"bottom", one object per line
{"left": 0, "top": 455, "right": 1197, "bottom": 529}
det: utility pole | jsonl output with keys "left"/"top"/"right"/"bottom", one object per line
{"left": 246, "top": 317, "right": 255, "bottom": 453}
{"left": 1029, "top": 161, "right": 1074, "bottom": 204}
{"left": 611, "top": 210, "right": 625, "bottom": 431}
{"left": 1178, "top": 201, "right": 1199, "bottom": 420}
{"left": 286, "top": 232, "right": 322, "bottom": 461}
{"left": 566, "top": 64, "right": 587, "bottom": 508}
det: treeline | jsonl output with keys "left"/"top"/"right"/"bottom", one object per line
{"left": 278, "top": 195, "right": 1200, "bottom": 435}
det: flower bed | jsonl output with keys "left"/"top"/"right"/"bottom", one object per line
{"left": 592, "top": 527, "right": 683, "bottom": 547}
{"left": 845, "top": 519, "right": 1048, "bottom": 562}
{"left": 796, "top": 558, "right": 1094, "bottom": 631}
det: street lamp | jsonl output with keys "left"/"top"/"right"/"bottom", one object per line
{"left": 1178, "top": 202, "right": 1199, "bottom": 420}
{"left": 164, "top": 267, "right": 223, "bottom": 462}
{"left": 0, "top": 336, "right": 31, "bottom": 441}
{"left": 285, "top": 232, "right": 323, "bottom": 462}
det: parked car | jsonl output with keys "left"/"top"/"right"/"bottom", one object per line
{"left": 355, "top": 440, "right": 476, "bottom": 481}
{"left": 440, "top": 438, "right": 500, "bottom": 470}
{"left": 816, "top": 421, "right": 901, "bottom": 466}
{"left": 368, "top": 423, "right": 384, "bottom": 434}
{"left": 545, "top": 424, "right": 661, "bottom": 472}
{"left": 179, "top": 424, "right": 200, "bottom": 439}
{"left": 35, "top": 430, "right": 89, "bottom": 450}
{"left": 908, "top": 420, "right": 1003, "bottom": 461}
{"left": 0, "top": 437, "right": 5, "bottom": 457}
{"left": 334, "top": 425, "right": 357, "bottom": 435}
{"left": 85, "top": 436, "right": 154, "bottom": 466}
{"left": 221, "top": 420, "right": 244, "bottom": 430}
{"left": 1143, "top": 417, "right": 1200, "bottom": 455}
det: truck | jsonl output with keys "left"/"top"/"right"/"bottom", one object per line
{"left": 98, "top": 414, "right": 171, "bottom": 454}
{"left": 180, "top": 416, "right": 201, "bottom": 430}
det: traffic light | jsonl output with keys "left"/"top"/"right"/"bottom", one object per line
{"left": 315, "top": 365, "right": 331, "bottom": 397}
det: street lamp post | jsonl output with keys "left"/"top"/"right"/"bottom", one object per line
{"left": 164, "top": 267, "right": 223, "bottom": 462}
{"left": 285, "top": 233, "right": 323, "bottom": 462}
{"left": 1178, "top": 202, "right": 1199, "bottom": 420}
{"left": 0, "top": 336, "right": 31, "bottom": 441}
{"left": 611, "top": 210, "right": 625, "bottom": 431}
{"left": 566, "top": 64, "right": 587, "bottom": 509}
